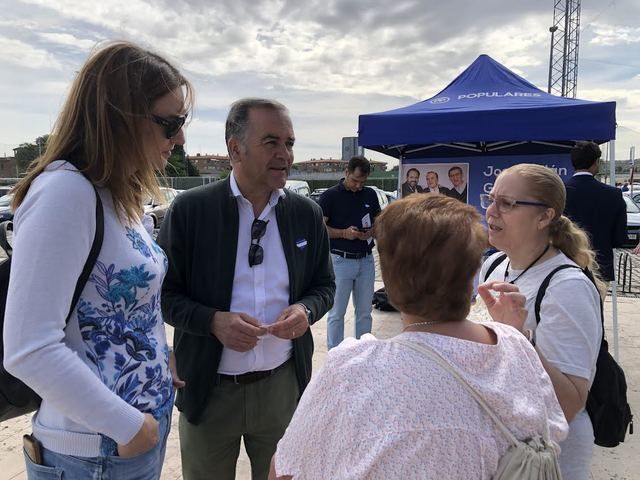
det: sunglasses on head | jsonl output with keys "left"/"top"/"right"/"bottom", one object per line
{"left": 249, "top": 219, "right": 269, "bottom": 267}
{"left": 150, "top": 113, "right": 188, "bottom": 139}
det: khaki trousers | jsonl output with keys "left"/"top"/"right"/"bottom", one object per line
{"left": 179, "top": 360, "right": 299, "bottom": 480}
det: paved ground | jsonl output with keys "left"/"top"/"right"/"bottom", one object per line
{"left": 0, "top": 277, "right": 638, "bottom": 478}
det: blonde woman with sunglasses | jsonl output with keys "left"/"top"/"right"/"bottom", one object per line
{"left": 4, "top": 41, "right": 193, "bottom": 480}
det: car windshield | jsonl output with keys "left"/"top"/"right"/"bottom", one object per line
{"left": 624, "top": 195, "right": 640, "bottom": 213}
{"left": 0, "top": 194, "right": 12, "bottom": 207}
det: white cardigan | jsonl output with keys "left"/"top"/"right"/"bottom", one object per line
{"left": 4, "top": 161, "right": 172, "bottom": 457}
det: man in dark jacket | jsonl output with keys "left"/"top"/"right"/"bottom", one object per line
{"left": 157, "top": 98, "right": 335, "bottom": 479}
{"left": 564, "top": 141, "right": 627, "bottom": 281}
{"left": 401, "top": 167, "right": 423, "bottom": 197}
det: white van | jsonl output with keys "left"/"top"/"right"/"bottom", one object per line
{"left": 285, "top": 180, "right": 311, "bottom": 197}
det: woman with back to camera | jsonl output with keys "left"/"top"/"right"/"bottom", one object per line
{"left": 480, "top": 163, "right": 603, "bottom": 480}
{"left": 4, "top": 41, "right": 192, "bottom": 479}
{"left": 269, "top": 194, "right": 568, "bottom": 479}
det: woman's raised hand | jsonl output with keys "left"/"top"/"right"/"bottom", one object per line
{"left": 477, "top": 281, "right": 528, "bottom": 332}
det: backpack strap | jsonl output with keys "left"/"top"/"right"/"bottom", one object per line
{"left": 65, "top": 185, "right": 103, "bottom": 324}
{"left": 534, "top": 265, "right": 605, "bottom": 345}
{"left": 534, "top": 265, "right": 601, "bottom": 320}
{"left": 0, "top": 221, "right": 12, "bottom": 257}
{"left": 483, "top": 253, "right": 508, "bottom": 282}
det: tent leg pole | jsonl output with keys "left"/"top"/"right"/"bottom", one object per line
{"left": 611, "top": 280, "right": 620, "bottom": 361}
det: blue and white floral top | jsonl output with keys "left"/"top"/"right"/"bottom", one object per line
{"left": 4, "top": 161, "right": 173, "bottom": 457}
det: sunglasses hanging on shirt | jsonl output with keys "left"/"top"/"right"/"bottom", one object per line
{"left": 249, "top": 219, "right": 269, "bottom": 267}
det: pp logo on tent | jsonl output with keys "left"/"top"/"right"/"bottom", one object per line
{"left": 430, "top": 97, "right": 450, "bottom": 104}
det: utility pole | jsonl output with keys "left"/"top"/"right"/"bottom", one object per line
{"left": 547, "top": 0, "right": 581, "bottom": 98}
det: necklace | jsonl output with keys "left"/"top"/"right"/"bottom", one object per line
{"left": 403, "top": 319, "right": 444, "bottom": 331}
{"left": 504, "top": 243, "right": 550, "bottom": 284}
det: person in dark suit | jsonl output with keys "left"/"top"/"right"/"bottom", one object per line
{"left": 564, "top": 141, "right": 627, "bottom": 281}
{"left": 401, "top": 167, "right": 423, "bottom": 197}
{"left": 444, "top": 166, "right": 467, "bottom": 202}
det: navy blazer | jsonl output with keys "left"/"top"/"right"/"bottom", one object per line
{"left": 564, "top": 174, "right": 627, "bottom": 281}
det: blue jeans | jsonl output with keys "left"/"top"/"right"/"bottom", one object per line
{"left": 327, "top": 253, "right": 375, "bottom": 349}
{"left": 24, "top": 410, "right": 172, "bottom": 480}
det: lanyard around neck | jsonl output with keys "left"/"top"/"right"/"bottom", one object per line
{"left": 504, "top": 243, "right": 550, "bottom": 284}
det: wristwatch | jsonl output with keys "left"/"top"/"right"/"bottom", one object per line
{"left": 298, "top": 303, "right": 312, "bottom": 323}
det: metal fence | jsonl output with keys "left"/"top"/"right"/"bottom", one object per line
{"left": 615, "top": 249, "right": 640, "bottom": 297}
{"left": 160, "top": 176, "right": 219, "bottom": 190}
{"left": 0, "top": 175, "right": 400, "bottom": 193}
{"left": 160, "top": 176, "right": 400, "bottom": 193}
{"left": 304, "top": 178, "right": 399, "bottom": 192}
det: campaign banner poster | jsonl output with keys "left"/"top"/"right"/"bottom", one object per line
{"left": 400, "top": 163, "right": 469, "bottom": 202}
{"left": 400, "top": 153, "right": 573, "bottom": 212}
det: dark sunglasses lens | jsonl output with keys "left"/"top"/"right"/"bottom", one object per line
{"left": 249, "top": 244, "right": 264, "bottom": 267}
{"left": 165, "top": 117, "right": 186, "bottom": 139}
{"left": 251, "top": 220, "right": 268, "bottom": 240}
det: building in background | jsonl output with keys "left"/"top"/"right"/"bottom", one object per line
{"left": 188, "top": 153, "right": 386, "bottom": 179}
{"left": 0, "top": 156, "right": 18, "bottom": 179}
{"left": 342, "top": 137, "right": 364, "bottom": 161}
{"left": 187, "top": 153, "right": 230, "bottom": 177}
{"left": 294, "top": 158, "right": 386, "bottom": 175}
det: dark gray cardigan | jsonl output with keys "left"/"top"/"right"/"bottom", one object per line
{"left": 157, "top": 178, "right": 335, "bottom": 424}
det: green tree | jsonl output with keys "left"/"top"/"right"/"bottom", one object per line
{"left": 14, "top": 143, "right": 38, "bottom": 173}
{"left": 13, "top": 134, "right": 50, "bottom": 174}
{"left": 164, "top": 145, "right": 200, "bottom": 177}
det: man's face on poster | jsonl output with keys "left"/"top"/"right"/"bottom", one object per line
{"left": 406, "top": 169, "right": 419, "bottom": 187}
{"left": 449, "top": 167, "right": 464, "bottom": 188}
{"left": 426, "top": 172, "right": 438, "bottom": 189}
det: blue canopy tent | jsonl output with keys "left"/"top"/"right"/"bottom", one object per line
{"left": 359, "top": 54, "right": 622, "bottom": 360}
{"left": 358, "top": 54, "right": 616, "bottom": 160}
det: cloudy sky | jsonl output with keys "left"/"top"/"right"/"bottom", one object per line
{"left": 1, "top": 0, "right": 639, "bottom": 166}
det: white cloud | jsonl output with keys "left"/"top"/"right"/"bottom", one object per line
{"left": 38, "top": 32, "right": 98, "bottom": 50}
{"left": 0, "top": 36, "right": 62, "bottom": 69}
{"left": 589, "top": 24, "right": 640, "bottom": 46}
{"left": 3, "top": 0, "right": 640, "bottom": 163}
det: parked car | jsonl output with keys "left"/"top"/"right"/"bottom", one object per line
{"left": 382, "top": 190, "right": 397, "bottom": 204}
{"left": 0, "top": 194, "right": 13, "bottom": 224}
{"left": 310, "top": 188, "right": 328, "bottom": 203}
{"left": 285, "top": 180, "right": 310, "bottom": 197}
{"left": 0, "top": 185, "right": 15, "bottom": 198}
{"left": 369, "top": 186, "right": 390, "bottom": 210}
{"left": 144, "top": 187, "right": 178, "bottom": 229}
{"left": 623, "top": 195, "right": 640, "bottom": 247}
{"left": 626, "top": 190, "right": 640, "bottom": 206}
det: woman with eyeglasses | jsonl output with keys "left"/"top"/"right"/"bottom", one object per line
{"left": 479, "top": 163, "right": 603, "bottom": 480}
{"left": 4, "top": 41, "right": 192, "bottom": 479}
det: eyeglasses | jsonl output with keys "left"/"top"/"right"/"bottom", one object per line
{"left": 150, "top": 113, "right": 188, "bottom": 139}
{"left": 249, "top": 219, "right": 269, "bottom": 267}
{"left": 480, "top": 194, "right": 549, "bottom": 213}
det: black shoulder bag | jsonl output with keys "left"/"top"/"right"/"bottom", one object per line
{"left": 535, "top": 265, "right": 633, "bottom": 447}
{"left": 0, "top": 178, "right": 103, "bottom": 422}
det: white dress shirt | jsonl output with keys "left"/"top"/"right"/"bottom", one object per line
{"left": 218, "top": 173, "right": 292, "bottom": 374}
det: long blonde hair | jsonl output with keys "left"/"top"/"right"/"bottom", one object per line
{"left": 504, "top": 163, "right": 607, "bottom": 295}
{"left": 12, "top": 40, "right": 194, "bottom": 222}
